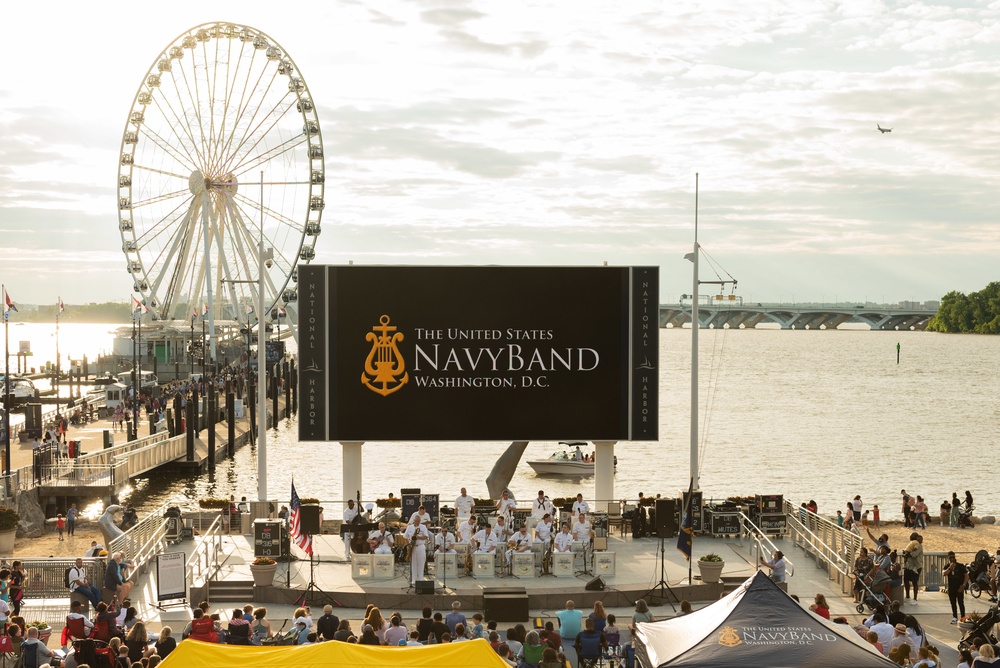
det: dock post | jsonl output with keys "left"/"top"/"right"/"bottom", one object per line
{"left": 186, "top": 401, "right": 195, "bottom": 462}
{"left": 173, "top": 395, "right": 182, "bottom": 437}
{"left": 226, "top": 392, "right": 235, "bottom": 458}
{"left": 290, "top": 361, "right": 297, "bottom": 414}
{"left": 248, "top": 379, "right": 256, "bottom": 442}
{"left": 192, "top": 386, "right": 200, "bottom": 437}
{"left": 271, "top": 374, "right": 278, "bottom": 426}
{"left": 207, "top": 387, "right": 216, "bottom": 473}
{"left": 284, "top": 361, "right": 291, "bottom": 416}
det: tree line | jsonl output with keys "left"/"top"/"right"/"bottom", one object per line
{"left": 927, "top": 282, "right": 1000, "bottom": 333}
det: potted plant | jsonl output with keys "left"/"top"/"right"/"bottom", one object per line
{"left": 959, "top": 612, "right": 982, "bottom": 631}
{"left": 250, "top": 556, "right": 277, "bottom": 586}
{"left": 376, "top": 497, "right": 401, "bottom": 509}
{"left": 0, "top": 505, "right": 19, "bottom": 553}
{"left": 697, "top": 553, "right": 725, "bottom": 584}
{"left": 198, "top": 498, "right": 230, "bottom": 509}
{"left": 26, "top": 620, "right": 51, "bottom": 644}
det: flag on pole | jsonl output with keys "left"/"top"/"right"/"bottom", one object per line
{"left": 676, "top": 477, "right": 694, "bottom": 561}
{"left": 192, "top": 304, "right": 199, "bottom": 319}
{"left": 58, "top": 297, "right": 65, "bottom": 314}
{"left": 276, "top": 307, "right": 287, "bottom": 318}
{"left": 246, "top": 303, "right": 255, "bottom": 316}
{"left": 201, "top": 302, "right": 209, "bottom": 319}
{"left": 131, "top": 295, "right": 148, "bottom": 314}
{"left": 3, "top": 289, "right": 17, "bottom": 315}
{"left": 290, "top": 481, "right": 313, "bottom": 556}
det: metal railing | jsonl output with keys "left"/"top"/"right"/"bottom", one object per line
{"left": 39, "top": 464, "right": 116, "bottom": 487}
{"left": 738, "top": 511, "right": 794, "bottom": 579}
{"left": 783, "top": 504, "right": 856, "bottom": 594}
{"left": 77, "top": 430, "right": 170, "bottom": 469}
{"left": 187, "top": 514, "right": 224, "bottom": 591}
{"left": 109, "top": 502, "right": 170, "bottom": 574}
{"left": 11, "top": 557, "right": 107, "bottom": 600}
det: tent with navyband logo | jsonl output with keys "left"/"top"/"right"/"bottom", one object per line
{"left": 634, "top": 571, "right": 895, "bottom": 667}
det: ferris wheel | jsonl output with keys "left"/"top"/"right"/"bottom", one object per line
{"left": 117, "top": 21, "right": 322, "bottom": 335}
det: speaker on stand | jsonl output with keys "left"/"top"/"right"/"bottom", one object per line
{"left": 655, "top": 499, "right": 677, "bottom": 538}
{"left": 299, "top": 505, "right": 321, "bottom": 535}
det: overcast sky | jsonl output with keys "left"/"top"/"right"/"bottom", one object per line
{"left": 1, "top": 0, "right": 997, "bottom": 307}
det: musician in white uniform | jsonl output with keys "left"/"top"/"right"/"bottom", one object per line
{"left": 434, "top": 526, "right": 456, "bottom": 554}
{"left": 402, "top": 516, "right": 431, "bottom": 584}
{"left": 534, "top": 513, "right": 554, "bottom": 544}
{"left": 495, "top": 490, "right": 516, "bottom": 525}
{"left": 471, "top": 526, "right": 498, "bottom": 554}
{"left": 572, "top": 494, "right": 590, "bottom": 517}
{"left": 457, "top": 515, "right": 478, "bottom": 544}
{"left": 410, "top": 505, "right": 432, "bottom": 525}
{"left": 531, "top": 490, "right": 555, "bottom": 520}
{"left": 572, "top": 513, "right": 593, "bottom": 545}
{"left": 492, "top": 515, "right": 513, "bottom": 544}
{"left": 455, "top": 488, "right": 475, "bottom": 519}
{"left": 507, "top": 524, "right": 534, "bottom": 565}
{"left": 554, "top": 524, "right": 574, "bottom": 553}
{"left": 342, "top": 499, "right": 359, "bottom": 561}
{"left": 368, "top": 521, "right": 392, "bottom": 554}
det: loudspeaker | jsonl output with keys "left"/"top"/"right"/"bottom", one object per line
{"left": 299, "top": 504, "right": 321, "bottom": 535}
{"left": 415, "top": 580, "right": 435, "bottom": 595}
{"left": 585, "top": 576, "right": 605, "bottom": 591}
{"left": 655, "top": 498, "right": 677, "bottom": 537}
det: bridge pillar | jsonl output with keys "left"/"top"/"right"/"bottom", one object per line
{"left": 341, "top": 442, "right": 364, "bottom": 510}
{"left": 594, "top": 441, "right": 616, "bottom": 506}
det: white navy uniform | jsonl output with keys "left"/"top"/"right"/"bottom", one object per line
{"left": 572, "top": 499, "right": 590, "bottom": 516}
{"left": 508, "top": 529, "right": 533, "bottom": 564}
{"left": 472, "top": 529, "right": 498, "bottom": 553}
{"left": 435, "top": 530, "right": 456, "bottom": 554}
{"left": 457, "top": 519, "right": 478, "bottom": 544}
{"left": 535, "top": 519, "right": 554, "bottom": 543}
{"left": 403, "top": 523, "right": 430, "bottom": 584}
{"left": 554, "top": 530, "right": 574, "bottom": 553}
{"left": 572, "top": 520, "right": 593, "bottom": 543}
{"left": 455, "top": 494, "right": 475, "bottom": 519}
{"left": 496, "top": 498, "right": 516, "bottom": 523}
{"left": 369, "top": 528, "right": 392, "bottom": 554}
{"left": 409, "top": 511, "right": 432, "bottom": 525}
{"left": 532, "top": 496, "right": 555, "bottom": 520}
{"left": 343, "top": 505, "right": 359, "bottom": 560}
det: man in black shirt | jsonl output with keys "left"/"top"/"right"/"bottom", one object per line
{"left": 316, "top": 604, "right": 340, "bottom": 641}
{"left": 944, "top": 550, "right": 968, "bottom": 624}
{"left": 430, "top": 612, "right": 450, "bottom": 643}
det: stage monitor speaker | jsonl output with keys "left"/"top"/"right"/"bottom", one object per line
{"left": 299, "top": 504, "right": 321, "bottom": 535}
{"left": 484, "top": 591, "right": 530, "bottom": 622}
{"left": 415, "top": 580, "right": 435, "bottom": 595}
{"left": 585, "top": 576, "right": 605, "bottom": 591}
{"left": 655, "top": 498, "right": 677, "bottom": 537}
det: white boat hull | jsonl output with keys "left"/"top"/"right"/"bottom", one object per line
{"left": 526, "top": 460, "right": 596, "bottom": 476}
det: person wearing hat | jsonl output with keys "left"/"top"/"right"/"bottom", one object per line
{"left": 887, "top": 622, "right": 915, "bottom": 655}
{"left": 902, "top": 532, "right": 923, "bottom": 602}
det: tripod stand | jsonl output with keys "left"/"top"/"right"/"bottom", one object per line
{"left": 640, "top": 536, "right": 678, "bottom": 611}
{"left": 296, "top": 546, "right": 329, "bottom": 607}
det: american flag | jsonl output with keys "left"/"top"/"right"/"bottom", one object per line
{"left": 290, "top": 481, "right": 313, "bottom": 556}
{"left": 3, "top": 288, "right": 17, "bottom": 315}
{"left": 58, "top": 297, "right": 65, "bottom": 314}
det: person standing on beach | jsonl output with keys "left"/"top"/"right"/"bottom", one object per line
{"left": 913, "top": 497, "right": 927, "bottom": 530}
{"left": 901, "top": 490, "right": 911, "bottom": 528}
{"left": 67, "top": 503, "right": 78, "bottom": 536}
{"left": 851, "top": 496, "right": 863, "bottom": 522}
{"left": 951, "top": 493, "right": 961, "bottom": 527}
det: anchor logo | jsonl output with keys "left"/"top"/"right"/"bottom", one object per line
{"left": 717, "top": 626, "right": 742, "bottom": 647}
{"left": 361, "top": 314, "right": 409, "bottom": 396}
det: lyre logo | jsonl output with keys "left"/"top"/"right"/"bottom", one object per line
{"left": 361, "top": 314, "right": 409, "bottom": 396}
{"left": 717, "top": 626, "right": 742, "bottom": 648}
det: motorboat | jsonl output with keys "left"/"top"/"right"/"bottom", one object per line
{"left": 0, "top": 375, "right": 39, "bottom": 404}
{"left": 526, "top": 442, "right": 617, "bottom": 477}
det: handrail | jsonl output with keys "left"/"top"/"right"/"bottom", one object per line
{"left": 187, "top": 514, "right": 224, "bottom": 591}
{"left": 737, "top": 511, "right": 794, "bottom": 577}
{"left": 110, "top": 501, "right": 171, "bottom": 572}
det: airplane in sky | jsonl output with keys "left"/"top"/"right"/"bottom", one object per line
{"left": 877, "top": 124, "right": 893, "bottom": 133}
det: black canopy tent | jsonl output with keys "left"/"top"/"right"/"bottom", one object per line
{"left": 635, "top": 571, "right": 896, "bottom": 668}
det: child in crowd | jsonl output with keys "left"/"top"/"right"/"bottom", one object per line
{"left": 872, "top": 505, "right": 881, "bottom": 527}
{"left": 836, "top": 510, "right": 843, "bottom": 527}
{"left": 861, "top": 509, "right": 870, "bottom": 527}
{"left": 470, "top": 613, "right": 485, "bottom": 640}
{"left": 56, "top": 514, "right": 66, "bottom": 541}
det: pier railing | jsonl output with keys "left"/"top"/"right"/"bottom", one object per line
{"left": 782, "top": 503, "right": 856, "bottom": 594}
{"left": 187, "top": 514, "right": 225, "bottom": 592}
{"left": 737, "top": 510, "right": 794, "bottom": 580}
{"left": 109, "top": 501, "right": 171, "bottom": 575}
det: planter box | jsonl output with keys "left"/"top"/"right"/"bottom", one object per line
{"left": 697, "top": 560, "right": 725, "bottom": 584}
{"left": 250, "top": 563, "right": 277, "bottom": 586}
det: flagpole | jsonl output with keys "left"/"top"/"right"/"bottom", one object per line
{"left": 55, "top": 298, "right": 60, "bottom": 415}
{"left": 136, "top": 306, "right": 141, "bottom": 438}
{"left": 3, "top": 284, "right": 10, "bottom": 475}
{"left": 257, "top": 171, "right": 267, "bottom": 503}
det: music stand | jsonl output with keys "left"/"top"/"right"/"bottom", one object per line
{"left": 639, "top": 535, "right": 679, "bottom": 611}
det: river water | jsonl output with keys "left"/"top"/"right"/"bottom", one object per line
{"left": 6, "top": 323, "right": 999, "bottom": 519}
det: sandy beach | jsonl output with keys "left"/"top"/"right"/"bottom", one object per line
{"left": 850, "top": 519, "right": 1000, "bottom": 555}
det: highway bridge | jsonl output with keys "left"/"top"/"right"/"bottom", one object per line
{"left": 659, "top": 304, "right": 935, "bottom": 330}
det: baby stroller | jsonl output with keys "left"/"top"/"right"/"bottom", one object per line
{"left": 969, "top": 550, "right": 993, "bottom": 598}
{"left": 261, "top": 626, "right": 300, "bottom": 646}
{"left": 855, "top": 569, "right": 891, "bottom": 614}
{"left": 957, "top": 505, "right": 975, "bottom": 528}
{"left": 959, "top": 605, "right": 1000, "bottom": 651}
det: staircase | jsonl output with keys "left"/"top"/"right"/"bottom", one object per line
{"left": 208, "top": 579, "right": 255, "bottom": 603}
